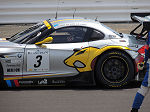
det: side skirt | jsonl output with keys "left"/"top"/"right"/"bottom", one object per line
{"left": 3, "top": 71, "right": 96, "bottom": 87}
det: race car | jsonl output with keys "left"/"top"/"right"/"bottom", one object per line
{"left": 0, "top": 14, "right": 148, "bottom": 88}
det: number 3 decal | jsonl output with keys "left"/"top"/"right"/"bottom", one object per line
{"left": 27, "top": 49, "right": 49, "bottom": 72}
{"left": 34, "top": 55, "right": 42, "bottom": 68}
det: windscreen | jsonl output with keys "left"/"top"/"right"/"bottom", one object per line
{"left": 8, "top": 22, "right": 47, "bottom": 44}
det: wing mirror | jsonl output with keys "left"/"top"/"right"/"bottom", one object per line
{"left": 35, "top": 37, "right": 53, "bottom": 45}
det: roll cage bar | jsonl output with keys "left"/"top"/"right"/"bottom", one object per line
{"left": 130, "top": 13, "right": 150, "bottom": 39}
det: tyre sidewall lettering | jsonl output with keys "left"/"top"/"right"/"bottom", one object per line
{"left": 96, "top": 51, "right": 134, "bottom": 88}
{"left": 101, "top": 56, "right": 129, "bottom": 84}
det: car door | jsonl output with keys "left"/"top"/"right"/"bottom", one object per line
{"left": 23, "top": 26, "right": 90, "bottom": 79}
{"left": 23, "top": 44, "right": 50, "bottom": 79}
{"left": 47, "top": 26, "right": 90, "bottom": 77}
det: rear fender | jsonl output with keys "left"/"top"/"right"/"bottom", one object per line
{"left": 90, "top": 46, "right": 132, "bottom": 71}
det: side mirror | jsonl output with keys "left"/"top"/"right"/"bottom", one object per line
{"left": 35, "top": 37, "right": 53, "bottom": 45}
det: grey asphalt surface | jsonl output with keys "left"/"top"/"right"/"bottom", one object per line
{"left": 0, "top": 23, "right": 150, "bottom": 112}
{"left": 0, "top": 84, "right": 150, "bottom": 112}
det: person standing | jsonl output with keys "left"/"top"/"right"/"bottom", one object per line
{"left": 131, "top": 32, "right": 150, "bottom": 112}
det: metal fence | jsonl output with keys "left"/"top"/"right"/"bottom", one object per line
{"left": 0, "top": 0, "right": 150, "bottom": 24}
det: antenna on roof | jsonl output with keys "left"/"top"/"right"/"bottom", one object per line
{"left": 55, "top": 0, "right": 60, "bottom": 19}
{"left": 73, "top": 8, "right": 76, "bottom": 18}
{"left": 55, "top": 11, "right": 58, "bottom": 19}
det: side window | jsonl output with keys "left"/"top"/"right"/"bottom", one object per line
{"left": 49, "top": 27, "right": 87, "bottom": 43}
{"left": 89, "top": 30, "right": 104, "bottom": 41}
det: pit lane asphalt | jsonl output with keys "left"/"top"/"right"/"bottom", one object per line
{"left": 0, "top": 82, "right": 150, "bottom": 112}
{"left": 0, "top": 23, "right": 150, "bottom": 112}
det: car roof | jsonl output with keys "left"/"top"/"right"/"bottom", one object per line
{"left": 47, "top": 17, "right": 102, "bottom": 29}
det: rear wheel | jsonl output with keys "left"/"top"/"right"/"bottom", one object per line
{"left": 95, "top": 50, "right": 134, "bottom": 88}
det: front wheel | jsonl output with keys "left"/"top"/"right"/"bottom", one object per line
{"left": 95, "top": 50, "right": 134, "bottom": 88}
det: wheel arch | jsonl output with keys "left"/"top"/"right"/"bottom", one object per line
{"left": 93, "top": 48, "right": 136, "bottom": 78}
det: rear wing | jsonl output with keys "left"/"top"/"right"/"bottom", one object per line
{"left": 130, "top": 13, "right": 150, "bottom": 38}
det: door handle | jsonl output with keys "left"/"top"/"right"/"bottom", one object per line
{"left": 73, "top": 48, "right": 82, "bottom": 52}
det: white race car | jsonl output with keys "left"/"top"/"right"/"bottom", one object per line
{"left": 0, "top": 13, "right": 148, "bottom": 88}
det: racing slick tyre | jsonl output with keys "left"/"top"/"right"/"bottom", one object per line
{"left": 95, "top": 50, "right": 134, "bottom": 88}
